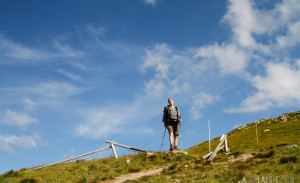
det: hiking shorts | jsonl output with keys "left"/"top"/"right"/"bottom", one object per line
{"left": 166, "top": 123, "right": 179, "bottom": 135}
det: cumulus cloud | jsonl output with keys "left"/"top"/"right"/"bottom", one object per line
{"left": 277, "top": 21, "right": 300, "bottom": 47}
{"left": 223, "top": 0, "right": 272, "bottom": 48}
{"left": 141, "top": 44, "right": 193, "bottom": 97}
{"left": 226, "top": 62, "right": 300, "bottom": 113}
{"left": 223, "top": 0, "right": 300, "bottom": 51}
{"left": 0, "top": 133, "right": 41, "bottom": 153}
{"left": 1, "top": 110, "right": 38, "bottom": 129}
{"left": 190, "top": 92, "right": 219, "bottom": 119}
{"left": 194, "top": 43, "right": 249, "bottom": 75}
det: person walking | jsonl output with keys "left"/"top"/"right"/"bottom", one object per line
{"left": 162, "top": 98, "right": 182, "bottom": 151}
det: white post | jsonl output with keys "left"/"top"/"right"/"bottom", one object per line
{"left": 110, "top": 143, "right": 118, "bottom": 159}
{"left": 256, "top": 124, "right": 258, "bottom": 143}
{"left": 225, "top": 136, "right": 228, "bottom": 152}
{"left": 208, "top": 117, "right": 211, "bottom": 153}
{"left": 208, "top": 135, "right": 226, "bottom": 161}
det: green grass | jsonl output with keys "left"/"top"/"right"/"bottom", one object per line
{"left": 1, "top": 111, "right": 299, "bottom": 182}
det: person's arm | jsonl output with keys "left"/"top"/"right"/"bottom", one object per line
{"left": 163, "top": 107, "right": 167, "bottom": 126}
{"left": 177, "top": 106, "right": 182, "bottom": 122}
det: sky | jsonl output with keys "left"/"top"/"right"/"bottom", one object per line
{"left": 0, "top": 0, "right": 299, "bottom": 173}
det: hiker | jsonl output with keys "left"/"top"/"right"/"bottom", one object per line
{"left": 163, "top": 98, "right": 182, "bottom": 151}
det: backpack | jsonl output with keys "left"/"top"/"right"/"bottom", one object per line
{"left": 162, "top": 106, "right": 179, "bottom": 123}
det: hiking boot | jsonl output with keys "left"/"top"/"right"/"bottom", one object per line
{"left": 170, "top": 145, "right": 174, "bottom": 151}
{"left": 174, "top": 146, "right": 178, "bottom": 150}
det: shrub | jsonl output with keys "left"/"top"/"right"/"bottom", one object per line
{"left": 257, "top": 151, "right": 275, "bottom": 158}
{"left": 1, "top": 169, "right": 20, "bottom": 178}
{"left": 128, "top": 167, "right": 141, "bottom": 173}
{"left": 279, "top": 156, "right": 298, "bottom": 164}
{"left": 18, "top": 177, "right": 39, "bottom": 183}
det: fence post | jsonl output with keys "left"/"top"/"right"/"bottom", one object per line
{"left": 110, "top": 143, "right": 118, "bottom": 159}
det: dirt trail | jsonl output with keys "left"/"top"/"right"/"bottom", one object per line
{"left": 228, "top": 152, "right": 256, "bottom": 162}
{"left": 101, "top": 167, "right": 166, "bottom": 183}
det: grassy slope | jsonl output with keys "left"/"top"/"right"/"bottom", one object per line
{"left": 1, "top": 111, "right": 299, "bottom": 183}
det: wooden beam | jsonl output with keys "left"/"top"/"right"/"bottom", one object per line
{"left": 105, "top": 140, "right": 146, "bottom": 153}
{"left": 110, "top": 143, "right": 118, "bottom": 159}
{"left": 28, "top": 146, "right": 111, "bottom": 171}
{"left": 225, "top": 137, "right": 229, "bottom": 152}
{"left": 202, "top": 145, "right": 224, "bottom": 159}
{"left": 208, "top": 135, "right": 227, "bottom": 161}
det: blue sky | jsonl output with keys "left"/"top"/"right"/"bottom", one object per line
{"left": 0, "top": 0, "right": 299, "bottom": 173}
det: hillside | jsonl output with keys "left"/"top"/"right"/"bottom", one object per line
{"left": 1, "top": 111, "right": 299, "bottom": 182}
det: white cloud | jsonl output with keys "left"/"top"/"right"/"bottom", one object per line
{"left": 190, "top": 92, "right": 219, "bottom": 119}
{"left": 143, "top": 0, "right": 158, "bottom": 6}
{"left": 141, "top": 44, "right": 171, "bottom": 79}
{"left": 3, "top": 81, "right": 83, "bottom": 99}
{"left": 0, "top": 133, "right": 41, "bottom": 153}
{"left": 84, "top": 24, "right": 106, "bottom": 37}
{"left": 75, "top": 102, "right": 155, "bottom": 139}
{"left": 275, "top": 0, "right": 300, "bottom": 24}
{"left": 223, "top": 0, "right": 300, "bottom": 51}
{"left": 0, "top": 34, "right": 84, "bottom": 61}
{"left": 52, "top": 40, "right": 84, "bottom": 58}
{"left": 194, "top": 43, "right": 249, "bottom": 75}
{"left": 223, "top": 0, "right": 273, "bottom": 48}
{"left": 1, "top": 110, "right": 38, "bottom": 129}
{"left": 277, "top": 21, "right": 300, "bottom": 47}
{"left": 226, "top": 62, "right": 300, "bottom": 113}
{"left": 0, "top": 81, "right": 85, "bottom": 107}
{"left": 57, "top": 69, "right": 82, "bottom": 81}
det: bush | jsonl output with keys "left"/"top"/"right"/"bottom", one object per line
{"left": 279, "top": 156, "right": 297, "bottom": 164}
{"left": 18, "top": 177, "right": 39, "bottom": 183}
{"left": 257, "top": 151, "right": 275, "bottom": 158}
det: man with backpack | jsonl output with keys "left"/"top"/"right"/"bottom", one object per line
{"left": 162, "top": 98, "right": 182, "bottom": 151}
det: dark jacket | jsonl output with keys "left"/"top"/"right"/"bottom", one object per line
{"left": 163, "top": 105, "right": 181, "bottom": 125}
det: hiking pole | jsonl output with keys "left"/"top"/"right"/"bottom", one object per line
{"left": 160, "top": 128, "right": 166, "bottom": 152}
{"left": 179, "top": 122, "right": 182, "bottom": 150}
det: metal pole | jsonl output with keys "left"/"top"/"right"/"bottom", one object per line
{"left": 160, "top": 128, "right": 166, "bottom": 152}
{"left": 208, "top": 117, "right": 211, "bottom": 152}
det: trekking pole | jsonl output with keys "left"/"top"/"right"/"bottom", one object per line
{"left": 179, "top": 122, "right": 182, "bottom": 150}
{"left": 160, "top": 128, "right": 167, "bottom": 152}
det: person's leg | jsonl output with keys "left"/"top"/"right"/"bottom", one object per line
{"left": 167, "top": 125, "right": 174, "bottom": 150}
{"left": 174, "top": 123, "right": 180, "bottom": 150}
{"left": 174, "top": 134, "right": 178, "bottom": 147}
{"left": 169, "top": 132, "right": 174, "bottom": 147}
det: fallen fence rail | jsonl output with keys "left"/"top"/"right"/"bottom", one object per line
{"left": 202, "top": 134, "right": 229, "bottom": 161}
{"left": 28, "top": 140, "right": 146, "bottom": 171}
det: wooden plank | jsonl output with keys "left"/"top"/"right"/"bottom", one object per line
{"left": 28, "top": 146, "right": 111, "bottom": 171}
{"left": 110, "top": 143, "right": 118, "bottom": 159}
{"left": 208, "top": 137, "right": 226, "bottom": 161}
{"left": 202, "top": 145, "right": 224, "bottom": 159}
{"left": 105, "top": 140, "right": 146, "bottom": 153}
{"left": 225, "top": 137, "right": 229, "bottom": 152}
{"left": 220, "top": 134, "right": 226, "bottom": 142}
